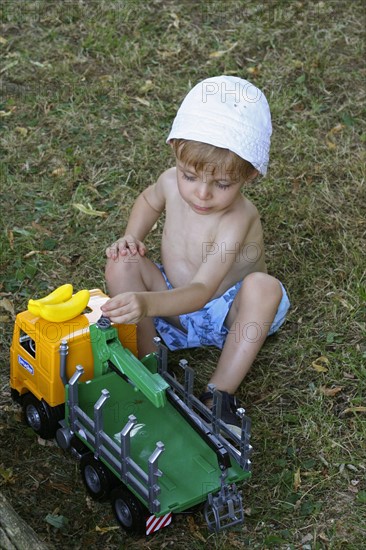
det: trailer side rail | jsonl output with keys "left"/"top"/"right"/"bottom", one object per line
{"left": 67, "top": 366, "right": 164, "bottom": 514}
{"left": 154, "top": 339, "right": 252, "bottom": 472}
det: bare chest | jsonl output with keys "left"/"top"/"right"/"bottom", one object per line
{"left": 162, "top": 205, "right": 216, "bottom": 265}
{"left": 159, "top": 192, "right": 266, "bottom": 291}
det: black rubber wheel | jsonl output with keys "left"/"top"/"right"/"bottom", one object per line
{"left": 22, "top": 393, "right": 63, "bottom": 439}
{"left": 80, "top": 453, "right": 115, "bottom": 501}
{"left": 10, "top": 388, "right": 21, "bottom": 404}
{"left": 70, "top": 435, "right": 89, "bottom": 458}
{"left": 111, "top": 485, "right": 148, "bottom": 535}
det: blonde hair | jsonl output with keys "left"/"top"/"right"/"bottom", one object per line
{"left": 170, "top": 139, "right": 257, "bottom": 183}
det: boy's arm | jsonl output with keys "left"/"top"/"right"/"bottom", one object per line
{"left": 106, "top": 171, "right": 168, "bottom": 258}
{"left": 103, "top": 215, "right": 251, "bottom": 323}
{"left": 101, "top": 281, "right": 211, "bottom": 324}
{"left": 123, "top": 188, "right": 162, "bottom": 239}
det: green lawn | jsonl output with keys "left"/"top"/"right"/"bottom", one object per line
{"left": 0, "top": 1, "right": 365, "bottom": 548}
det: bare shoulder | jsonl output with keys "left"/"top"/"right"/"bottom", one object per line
{"left": 215, "top": 195, "right": 266, "bottom": 277}
{"left": 219, "top": 194, "right": 261, "bottom": 239}
{"left": 142, "top": 167, "right": 176, "bottom": 210}
{"left": 242, "top": 194, "right": 261, "bottom": 220}
{"left": 156, "top": 166, "right": 177, "bottom": 194}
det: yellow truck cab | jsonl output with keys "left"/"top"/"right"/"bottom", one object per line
{"left": 10, "top": 288, "right": 137, "bottom": 438}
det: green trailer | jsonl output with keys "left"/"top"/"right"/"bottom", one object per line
{"left": 56, "top": 316, "right": 252, "bottom": 535}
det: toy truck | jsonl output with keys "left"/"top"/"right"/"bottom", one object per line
{"left": 10, "top": 288, "right": 252, "bottom": 535}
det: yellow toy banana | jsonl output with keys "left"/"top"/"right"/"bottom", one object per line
{"left": 35, "top": 289, "right": 90, "bottom": 322}
{"left": 28, "top": 284, "right": 73, "bottom": 316}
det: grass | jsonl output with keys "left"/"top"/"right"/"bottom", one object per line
{"left": 0, "top": 0, "right": 365, "bottom": 548}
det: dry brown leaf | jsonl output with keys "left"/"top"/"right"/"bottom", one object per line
{"left": 24, "top": 250, "right": 41, "bottom": 258}
{"left": 31, "top": 221, "right": 52, "bottom": 235}
{"left": 228, "top": 531, "right": 248, "bottom": 548}
{"left": 319, "top": 531, "right": 330, "bottom": 542}
{"left": 0, "top": 109, "right": 13, "bottom": 117}
{"left": 209, "top": 50, "right": 227, "bottom": 58}
{"left": 311, "top": 356, "right": 329, "bottom": 372}
{"left": 51, "top": 166, "right": 66, "bottom": 177}
{"left": 0, "top": 298, "right": 15, "bottom": 318}
{"left": 247, "top": 66, "right": 260, "bottom": 76}
{"left": 73, "top": 203, "right": 107, "bottom": 217}
{"left": 329, "top": 123, "right": 345, "bottom": 135}
{"left": 294, "top": 467, "right": 301, "bottom": 491}
{"left": 0, "top": 466, "right": 14, "bottom": 484}
{"left": 169, "top": 12, "right": 180, "bottom": 29}
{"left": 342, "top": 406, "right": 366, "bottom": 415}
{"left": 15, "top": 126, "right": 28, "bottom": 137}
{"left": 99, "top": 74, "right": 113, "bottom": 84}
{"left": 158, "top": 48, "right": 181, "bottom": 59}
{"left": 7, "top": 229, "right": 14, "bottom": 249}
{"left": 134, "top": 97, "right": 150, "bottom": 106}
{"left": 320, "top": 386, "right": 343, "bottom": 397}
{"left": 187, "top": 516, "right": 206, "bottom": 542}
{"left": 326, "top": 139, "right": 337, "bottom": 150}
{"left": 48, "top": 481, "right": 73, "bottom": 494}
{"left": 1, "top": 60, "right": 19, "bottom": 74}
{"left": 325, "top": 124, "right": 345, "bottom": 150}
{"left": 209, "top": 42, "right": 238, "bottom": 58}
{"left": 37, "top": 436, "right": 56, "bottom": 446}
{"left": 95, "top": 525, "right": 120, "bottom": 532}
{"left": 139, "top": 79, "right": 154, "bottom": 94}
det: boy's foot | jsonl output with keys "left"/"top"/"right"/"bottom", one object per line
{"left": 199, "top": 390, "right": 242, "bottom": 437}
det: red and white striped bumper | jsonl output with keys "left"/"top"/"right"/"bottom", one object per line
{"left": 146, "top": 513, "right": 172, "bottom": 535}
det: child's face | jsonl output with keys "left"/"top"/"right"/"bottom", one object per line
{"left": 176, "top": 162, "right": 243, "bottom": 215}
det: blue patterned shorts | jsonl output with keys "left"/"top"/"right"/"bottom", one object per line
{"left": 153, "top": 265, "right": 290, "bottom": 351}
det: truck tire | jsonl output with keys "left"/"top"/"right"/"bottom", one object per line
{"left": 22, "top": 393, "right": 63, "bottom": 439}
{"left": 111, "top": 485, "right": 148, "bottom": 535}
{"left": 10, "top": 388, "right": 21, "bottom": 404}
{"left": 80, "top": 453, "right": 115, "bottom": 501}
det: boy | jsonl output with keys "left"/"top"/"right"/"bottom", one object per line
{"left": 102, "top": 75, "right": 290, "bottom": 433}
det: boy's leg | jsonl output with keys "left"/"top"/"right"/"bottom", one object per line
{"left": 105, "top": 254, "right": 168, "bottom": 357}
{"left": 207, "top": 272, "right": 283, "bottom": 395}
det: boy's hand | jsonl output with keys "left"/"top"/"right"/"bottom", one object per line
{"left": 106, "top": 235, "right": 147, "bottom": 260}
{"left": 101, "top": 292, "right": 148, "bottom": 324}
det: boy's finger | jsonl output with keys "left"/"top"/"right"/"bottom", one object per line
{"left": 106, "top": 246, "right": 116, "bottom": 258}
{"left": 138, "top": 243, "right": 147, "bottom": 256}
{"left": 110, "top": 244, "right": 120, "bottom": 259}
{"left": 127, "top": 241, "right": 137, "bottom": 254}
{"left": 101, "top": 300, "right": 121, "bottom": 314}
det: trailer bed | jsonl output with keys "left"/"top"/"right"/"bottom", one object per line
{"left": 72, "top": 371, "right": 250, "bottom": 515}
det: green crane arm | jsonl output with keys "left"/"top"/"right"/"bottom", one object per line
{"left": 89, "top": 321, "right": 168, "bottom": 408}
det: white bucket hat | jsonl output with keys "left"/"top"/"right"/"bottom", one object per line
{"left": 167, "top": 75, "right": 272, "bottom": 175}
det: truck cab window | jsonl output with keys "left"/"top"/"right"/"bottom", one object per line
{"left": 20, "top": 331, "right": 36, "bottom": 359}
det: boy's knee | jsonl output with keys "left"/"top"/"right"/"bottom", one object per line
{"left": 242, "top": 272, "right": 282, "bottom": 305}
{"left": 105, "top": 257, "right": 118, "bottom": 289}
{"left": 105, "top": 254, "right": 139, "bottom": 285}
